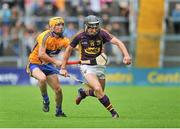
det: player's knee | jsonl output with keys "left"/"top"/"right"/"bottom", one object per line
{"left": 54, "top": 86, "right": 62, "bottom": 94}
{"left": 94, "top": 86, "right": 102, "bottom": 92}
{"left": 38, "top": 75, "right": 47, "bottom": 83}
{"left": 94, "top": 86, "right": 104, "bottom": 97}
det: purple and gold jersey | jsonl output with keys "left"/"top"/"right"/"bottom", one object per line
{"left": 70, "top": 29, "right": 113, "bottom": 60}
{"left": 28, "top": 30, "right": 70, "bottom": 64}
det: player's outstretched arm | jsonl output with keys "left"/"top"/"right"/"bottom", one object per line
{"left": 60, "top": 45, "right": 74, "bottom": 76}
{"left": 110, "top": 37, "right": 132, "bottom": 65}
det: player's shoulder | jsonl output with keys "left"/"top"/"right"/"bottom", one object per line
{"left": 71, "top": 29, "right": 85, "bottom": 40}
{"left": 62, "top": 36, "right": 70, "bottom": 43}
{"left": 37, "top": 30, "right": 51, "bottom": 39}
{"left": 36, "top": 30, "right": 51, "bottom": 43}
{"left": 100, "top": 28, "right": 110, "bottom": 34}
{"left": 99, "top": 28, "right": 113, "bottom": 38}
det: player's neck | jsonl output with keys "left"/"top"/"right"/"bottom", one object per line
{"left": 51, "top": 32, "right": 62, "bottom": 38}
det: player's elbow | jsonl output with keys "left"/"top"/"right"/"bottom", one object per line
{"left": 38, "top": 52, "right": 46, "bottom": 60}
{"left": 64, "top": 46, "right": 73, "bottom": 55}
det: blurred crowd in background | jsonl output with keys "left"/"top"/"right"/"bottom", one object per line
{"left": 0, "top": 0, "right": 130, "bottom": 63}
{"left": 0, "top": 0, "right": 180, "bottom": 67}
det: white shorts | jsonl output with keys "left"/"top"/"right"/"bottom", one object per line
{"left": 80, "top": 65, "right": 106, "bottom": 79}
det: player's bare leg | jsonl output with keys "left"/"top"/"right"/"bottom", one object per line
{"left": 81, "top": 73, "right": 119, "bottom": 118}
{"left": 47, "top": 74, "right": 66, "bottom": 117}
{"left": 76, "top": 79, "right": 105, "bottom": 105}
{"left": 32, "top": 68, "right": 50, "bottom": 112}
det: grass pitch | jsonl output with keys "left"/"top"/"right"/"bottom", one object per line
{"left": 0, "top": 85, "right": 180, "bottom": 128}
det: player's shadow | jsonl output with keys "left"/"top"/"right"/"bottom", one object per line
{"left": 66, "top": 115, "right": 121, "bottom": 119}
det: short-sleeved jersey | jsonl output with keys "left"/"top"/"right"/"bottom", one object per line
{"left": 28, "top": 30, "right": 70, "bottom": 64}
{"left": 70, "top": 29, "right": 113, "bottom": 60}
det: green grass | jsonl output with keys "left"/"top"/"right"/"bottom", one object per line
{"left": 0, "top": 85, "right": 180, "bottom": 128}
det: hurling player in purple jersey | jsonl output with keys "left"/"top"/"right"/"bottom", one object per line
{"left": 61, "top": 15, "right": 131, "bottom": 118}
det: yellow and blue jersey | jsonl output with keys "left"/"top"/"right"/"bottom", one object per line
{"left": 26, "top": 30, "right": 70, "bottom": 76}
{"left": 28, "top": 30, "right": 70, "bottom": 64}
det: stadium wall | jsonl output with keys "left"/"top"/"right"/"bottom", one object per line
{"left": 0, "top": 67, "right": 180, "bottom": 86}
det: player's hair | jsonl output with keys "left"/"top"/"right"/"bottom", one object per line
{"left": 84, "top": 15, "right": 100, "bottom": 35}
{"left": 49, "top": 17, "right": 65, "bottom": 37}
{"left": 49, "top": 17, "right": 64, "bottom": 28}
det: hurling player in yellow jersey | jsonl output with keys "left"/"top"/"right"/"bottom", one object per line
{"left": 26, "top": 17, "right": 70, "bottom": 117}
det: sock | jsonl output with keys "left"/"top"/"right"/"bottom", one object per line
{"left": 99, "top": 95, "right": 114, "bottom": 113}
{"left": 42, "top": 94, "right": 49, "bottom": 103}
{"left": 78, "top": 88, "right": 87, "bottom": 98}
{"left": 56, "top": 105, "right": 62, "bottom": 113}
{"left": 85, "top": 89, "right": 96, "bottom": 97}
{"left": 89, "top": 90, "right": 96, "bottom": 97}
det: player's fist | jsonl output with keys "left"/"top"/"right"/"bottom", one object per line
{"left": 123, "top": 56, "right": 132, "bottom": 65}
{"left": 60, "top": 68, "right": 68, "bottom": 77}
{"left": 54, "top": 60, "right": 62, "bottom": 67}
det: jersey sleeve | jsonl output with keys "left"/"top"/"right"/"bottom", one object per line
{"left": 37, "top": 31, "right": 50, "bottom": 48}
{"left": 36, "top": 34, "right": 44, "bottom": 48}
{"left": 101, "top": 29, "right": 114, "bottom": 43}
{"left": 70, "top": 35, "right": 80, "bottom": 48}
{"left": 63, "top": 37, "right": 70, "bottom": 48}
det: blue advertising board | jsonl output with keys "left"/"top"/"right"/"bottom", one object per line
{"left": 0, "top": 68, "right": 29, "bottom": 85}
{"left": 0, "top": 67, "right": 83, "bottom": 86}
{"left": 106, "top": 67, "right": 180, "bottom": 86}
{"left": 0, "top": 67, "right": 180, "bottom": 86}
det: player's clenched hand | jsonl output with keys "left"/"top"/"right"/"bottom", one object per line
{"left": 123, "top": 56, "right": 132, "bottom": 65}
{"left": 54, "top": 60, "right": 62, "bottom": 67}
{"left": 60, "top": 68, "right": 68, "bottom": 77}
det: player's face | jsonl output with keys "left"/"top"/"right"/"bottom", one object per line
{"left": 87, "top": 26, "right": 99, "bottom": 36}
{"left": 53, "top": 23, "right": 64, "bottom": 34}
